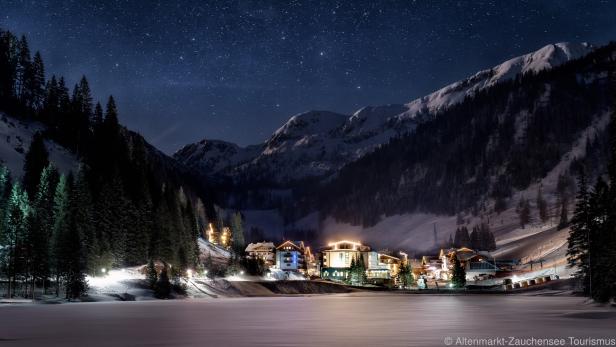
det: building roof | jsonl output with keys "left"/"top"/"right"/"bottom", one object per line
{"left": 276, "top": 240, "right": 305, "bottom": 251}
{"left": 439, "top": 247, "right": 476, "bottom": 258}
{"left": 245, "top": 242, "right": 275, "bottom": 253}
{"left": 379, "top": 253, "right": 401, "bottom": 262}
{"left": 325, "top": 240, "right": 370, "bottom": 251}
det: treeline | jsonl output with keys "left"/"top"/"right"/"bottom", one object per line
{"left": 447, "top": 224, "right": 496, "bottom": 251}
{"left": 308, "top": 43, "right": 615, "bottom": 227}
{"left": 567, "top": 106, "right": 616, "bottom": 303}
{"left": 0, "top": 29, "right": 204, "bottom": 298}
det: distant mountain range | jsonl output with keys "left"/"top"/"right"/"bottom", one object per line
{"left": 175, "top": 42, "right": 594, "bottom": 185}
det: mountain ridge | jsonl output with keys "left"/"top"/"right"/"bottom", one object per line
{"left": 175, "top": 42, "right": 593, "bottom": 184}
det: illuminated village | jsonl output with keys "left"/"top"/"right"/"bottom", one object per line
{"left": 2, "top": 2, "right": 616, "bottom": 344}
{"left": 198, "top": 221, "right": 554, "bottom": 291}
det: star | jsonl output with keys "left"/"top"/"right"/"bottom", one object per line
{"left": 3, "top": 0, "right": 613, "bottom": 153}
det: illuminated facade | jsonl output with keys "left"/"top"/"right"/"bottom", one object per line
{"left": 245, "top": 242, "right": 276, "bottom": 267}
{"left": 275, "top": 240, "right": 307, "bottom": 273}
{"left": 438, "top": 247, "right": 499, "bottom": 280}
{"left": 320, "top": 240, "right": 391, "bottom": 281}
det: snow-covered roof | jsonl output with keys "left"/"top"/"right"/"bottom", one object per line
{"left": 245, "top": 242, "right": 275, "bottom": 252}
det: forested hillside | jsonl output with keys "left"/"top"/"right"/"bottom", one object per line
{"left": 0, "top": 29, "right": 214, "bottom": 298}
{"left": 310, "top": 43, "right": 615, "bottom": 226}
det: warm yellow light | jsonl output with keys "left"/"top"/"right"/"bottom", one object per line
{"left": 327, "top": 240, "right": 362, "bottom": 250}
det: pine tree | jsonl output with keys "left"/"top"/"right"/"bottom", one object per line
{"left": 15, "top": 35, "right": 30, "bottom": 100}
{"left": 355, "top": 254, "right": 367, "bottom": 285}
{"left": 454, "top": 226, "right": 471, "bottom": 248}
{"left": 26, "top": 165, "right": 59, "bottom": 295}
{"left": 517, "top": 196, "right": 531, "bottom": 228}
{"left": 557, "top": 199, "right": 569, "bottom": 230}
{"left": 204, "top": 254, "right": 214, "bottom": 278}
{"left": 587, "top": 179, "right": 611, "bottom": 302}
{"left": 154, "top": 264, "right": 172, "bottom": 299}
{"left": 42, "top": 75, "right": 58, "bottom": 124}
{"left": 2, "top": 183, "right": 30, "bottom": 297}
{"left": 567, "top": 169, "right": 591, "bottom": 294}
{"left": 470, "top": 226, "right": 480, "bottom": 250}
{"left": 348, "top": 256, "right": 356, "bottom": 284}
{"left": 230, "top": 212, "right": 245, "bottom": 254}
{"left": 63, "top": 219, "right": 88, "bottom": 300}
{"left": 397, "top": 263, "right": 414, "bottom": 289}
{"left": 537, "top": 186, "right": 548, "bottom": 223}
{"left": 95, "top": 172, "right": 129, "bottom": 267}
{"left": 93, "top": 102, "right": 103, "bottom": 127}
{"left": 51, "top": 175, "right": 71, "bottom": 296}
{"left": 494, "top": 196, "right": 507, "bottom": 214}
{"left": 70, "top": 168, "right": 97, "bottom": 275}
{"left": 22, "top": 131, "right": 49, "bottom": 199}
{"left": 480, "top": 223, "right": 496, "bottom": 251}
{"left": 146, "top": 259, "right": 158, "bottom": 288}
{"left": 104, "top": 95, "right": 119, "bottom": 133}
{"left": 0, "top": 30, "right": 18, "bottom": 102}
{"left": 451, "top": 254, "right": 466, "bottom": 288}
{"left": 70, "top": 76, "right": 92, "bottom": 154}
{"left": 22, "top": 50, "right": 45, "bottom": 110}
{"left": 30, "top": 51, "right": 45, "bottom": 109}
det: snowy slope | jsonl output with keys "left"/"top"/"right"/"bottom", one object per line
{"left": 0, "top": 112, "right": 78, "bottom": 177}
{"left": 174, "top": 138, "right": 262, "bottom": 176}
{"left": 397, "top": 42, "right": 591, "bottom": 121}
{"left": 175, "top": 42, "right": 592, "bottom": 184}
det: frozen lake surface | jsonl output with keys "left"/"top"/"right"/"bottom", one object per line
{"left": 1, "top": 294, "right": 615, "bottom": 346}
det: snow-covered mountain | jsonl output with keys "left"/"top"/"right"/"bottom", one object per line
{"left": 175, "top": 42, "right": 592, "bottom": 184}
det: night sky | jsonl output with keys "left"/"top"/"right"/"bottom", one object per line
{"left": 2, "top": 0, "right": 616, "bottom": 153}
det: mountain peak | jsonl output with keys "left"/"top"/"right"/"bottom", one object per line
{"left": 397, "top": 42, "right": 593, "bottom": 121}
{"left": 270, "top": 110, "right": 349, "bottom": 139}
{"left": 176, "top": 42, "right": 596, "bottom": 183}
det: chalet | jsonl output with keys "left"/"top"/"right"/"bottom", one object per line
{"left": 320, "top": 240, "right": 390, "bottom": 282}
{"left": 275, "top": 240, "right": 307, "bottom": 273}
{"left": 439, "top": 247, "right": 499, "bottom": 281}
{"left": 421, "top": 255, "right": 443, "bottom": 279}
{"left": 245, "top": 242, "right": 276, "bottom": 267}
{"left": 379, "top": 253, "right": 403, "bottom": 279}
{"left": 304, "top": 246, "right": 320, "bottom": 277}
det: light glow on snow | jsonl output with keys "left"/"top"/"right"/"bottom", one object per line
{"left": 87, "top": 269, "right": 138, "bottom": 289}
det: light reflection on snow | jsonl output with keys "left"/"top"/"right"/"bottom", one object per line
{"left": 87, "top": 268, "right": 141, "bottom": 292}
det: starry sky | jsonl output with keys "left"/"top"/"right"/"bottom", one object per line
{"left": 2, "top": 0, "right": 616, "bottom": 153}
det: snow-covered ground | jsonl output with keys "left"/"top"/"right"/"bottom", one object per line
{"left": 1, "top": 295, "right": 614, "bottom": 347}
{"left": 0, "top": 112, "right": 78, "bottom": 177}
{"left": 197, "top": 238, "right": 231, "bottom": 264}
{"left": 85, "top": 267, "right": 156, "bottom": 302}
